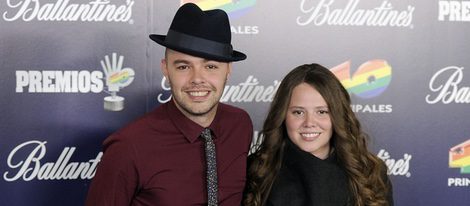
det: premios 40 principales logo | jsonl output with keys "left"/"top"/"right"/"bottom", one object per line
{"left": 438, "top": 0, "right": 470, "bottom": 22}
{"left": 101, "top": 53, "right": 135, "bottom": 111}
{"left": 448, "top": 139, "right": 470, "bottom": 187}
{"left": 331, "top": 60, "right": 393, "bottom": 113}
{"left": 181, "top": 0, "right": 256, "bottom": 18}
{"left": 181, "top": 0, "right": 259, "bottom": 34}
{"left": 15, "top": 53, "right": 135, "bottom": 111}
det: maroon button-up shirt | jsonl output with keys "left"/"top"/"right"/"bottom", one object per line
{"left": 85, "top": 100, "right": 253, "bottom": 206}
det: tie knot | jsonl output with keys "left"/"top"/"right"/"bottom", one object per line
{"left": 201, "top": 128, "right": 212, "bottom": 140}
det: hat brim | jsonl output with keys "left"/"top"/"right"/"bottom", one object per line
{"left": 149, "top": 34, "right": 246, "bottom": 62}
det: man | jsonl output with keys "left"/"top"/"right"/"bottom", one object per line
{"left": 85, "top": 3, "right": 253, "bottom": 206}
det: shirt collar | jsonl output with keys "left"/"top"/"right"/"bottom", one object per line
{"left": 166, "top": 99, "right": 223, "bottom": 143}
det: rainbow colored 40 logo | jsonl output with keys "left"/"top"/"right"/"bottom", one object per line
{"left": 181, "top": 0, "right": 256, "bottom": 18}
{"left": 331, "top": 60, "right": 392, "bottom": 99}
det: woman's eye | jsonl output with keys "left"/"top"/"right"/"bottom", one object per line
{"left": 292, "top": 110, "right": 304, "bottom": 115}
{"left": 318, "top": 110, "right": 329, "bottom": 115}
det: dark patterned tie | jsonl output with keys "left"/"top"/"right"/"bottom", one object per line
{"left": 201, "top": 128, "right": 218, "bottom": 206}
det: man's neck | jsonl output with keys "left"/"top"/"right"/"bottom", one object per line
{"left": 187, "top": 111, "right": 216, "bottom": 128}
{"left": 173, "top": 100, "right": 218, "bottom": 128}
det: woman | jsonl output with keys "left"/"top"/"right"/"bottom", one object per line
{"left": 244, "top": 64, "right": 393, "bottom": 206}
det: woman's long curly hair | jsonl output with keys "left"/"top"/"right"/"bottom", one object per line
{"left": 244, "top": 64, "right": 390, "bottom": 206}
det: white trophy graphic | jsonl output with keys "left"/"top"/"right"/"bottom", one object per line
{"left": 101, "top": 53, "right": 135, "bottom": 111}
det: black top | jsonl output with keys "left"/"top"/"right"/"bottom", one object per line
{"left": 266, "top": 139, "right": 351, "bottom": 206}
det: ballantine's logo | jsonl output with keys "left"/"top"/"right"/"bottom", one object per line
{"left": 181, "top": 0, "right": 256, "bottom": 19}
{"left": 297, "top": 0, "right": 415, "bottom": 28}
{"left": 426, "top": 66, "right": 470, "bottom": 104}
{"left": 3, "top": 140, "right": 102, "bottom": 182}
{"left": 331, "top": 60, "right": 393, "bottom": 113}
{"left": 377, "top": 149, "right": 412, "bottom": 177}
{"left": 438, "top": 0, "right": 470, "bottom": 22}
{"left": 157, "top": 75, "right": 280, "bottom": 104}
{"left": 2, "top": 0, "right": 134, "bottom": 22}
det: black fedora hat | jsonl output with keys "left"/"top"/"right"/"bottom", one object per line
{"left": 149, "top": 3, "right": 246, "bottom": 62}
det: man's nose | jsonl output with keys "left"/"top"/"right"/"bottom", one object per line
{"left": 190, "top": 66, "right": 205, "bottom": 84}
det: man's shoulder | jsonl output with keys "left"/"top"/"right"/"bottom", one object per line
{"left": 217, "top": 103, "right": 253, "bottom": 134}
{"left": 104, "top": 105, "right": 168, "bottom": 143}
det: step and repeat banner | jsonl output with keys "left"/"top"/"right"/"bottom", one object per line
{"left": 1, "top": 0, "right": 469, "bottom": 205}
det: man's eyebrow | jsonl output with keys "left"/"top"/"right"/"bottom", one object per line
{"left": 172, "top": 59, "right": 190, "bottom": 64}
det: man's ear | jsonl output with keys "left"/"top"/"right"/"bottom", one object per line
{"left": 161, "top": 58, "right": 169, "bottom": 78}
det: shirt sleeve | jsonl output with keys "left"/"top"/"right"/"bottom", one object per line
{"left": 85, "top": 133, "right": 139, "bottom": 206}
